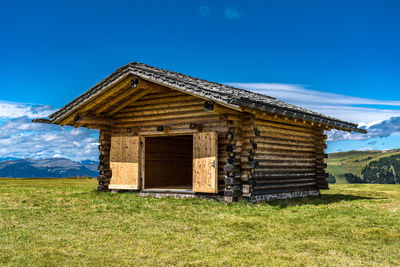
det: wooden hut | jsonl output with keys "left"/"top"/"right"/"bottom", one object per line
{"left": 34, "top": 62, "right": 366, "bottom": 202}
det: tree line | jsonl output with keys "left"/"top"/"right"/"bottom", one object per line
{"left": 344, "top": 154, "right": 400, "bottom": 184}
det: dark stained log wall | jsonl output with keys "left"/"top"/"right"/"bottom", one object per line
{"left": 240, "top": 118, "right": 327, "bottom": 200}
{"left": 97, "top": 130, "right": 112, "bottom": 190}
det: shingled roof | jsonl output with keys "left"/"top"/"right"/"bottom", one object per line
{"left": 47, "top": 62, "right": 366, "bottom": 133}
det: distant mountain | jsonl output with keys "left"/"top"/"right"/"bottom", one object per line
{"left": 327, "top": 149, "right": 400, "bottom": 184}
{"left": 80, "top": 159, "right": 99, "bottom": 172}
{"left": 0, "top": 158, "right": 98, "bottom": 178}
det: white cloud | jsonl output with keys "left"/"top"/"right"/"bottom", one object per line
{"left": 228, "top": 83, "right": 400, "bottom": 124}
{"left": 0, "top": 101, "right": 57, "bottom": 119}
{"left": 229, "top": 83, "right": 400, "bottom": 107}
{"left": 327, "top": 116, "right": 400, "bottom": 142}
{"left": 228, "top": 83, "right": 400, "bottom": 142}
{"left": 0, "top": 102, "right": 99, "bottom": 161}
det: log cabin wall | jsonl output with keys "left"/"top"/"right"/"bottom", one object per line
{"left": 243, "top": 117, "right": 324, "bottom": 202}
{"left": 222, "top": 126, "right": 243, "bottom": 201}
{"left": 97, "top": 89, "right": 237, "bottom": 192}
{"left": 97, "top": 129, "right": 112, "bottom": 190}
{"left": 314, "top": 129, "right": 329, "bottom": 189}
{"left": 96, "top": 89, "right": 331, "bottom": 202}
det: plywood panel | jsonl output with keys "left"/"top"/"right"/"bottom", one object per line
{"left": 109, "top": 162, "right": 139, "bottom": 189}
{"left": 193, "top": 132, "right": 218, "bottom": 193}
{"left": 109, "top": 136, "right": 141, "bottom": 190}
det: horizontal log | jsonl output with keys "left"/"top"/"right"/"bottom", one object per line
{"left": 113, "top": 115, "right": 221, "bottom": 127}
{"left": 74, "top": 114, "right": 112, "bottom": 125}
{"left": 252, "top": 126, "right": 315, "bottom": 138}
{"left": 94, "top": 86, "right": 143, "bottom": 114}
{"left": 247, "top": 129, "right": 316, "bottom": 141}
{"left": 84, "top": 124, "right": 112, "bottom": 130}
{"left": 256, "top": 161, "right": 315, "bottom": 167}
{"left": 113, "top": 104, "right": 204, "bottom": 118}
{"left": 242, "top": 131, "right": 315, "bottom": 143}
{"left": 247, "top": 151, "right": 316, "bottom": 160}
{"left": 253, "top": 114, "right": 316, "bottom": 129}
{"left": 106, "top": 89, "right": 151, "bottom": 116}
{"left": 120, "top": 126, "right": 229, "bottom": 136}
{"left": 255, "top": 178, "right": 316, "bottom": 185}
{"left": 316, "top": 154, "right": 329, "bottom": 159}
{"left": 316, "top": 163, "right": 328, "bottom": 168}
{"left": 139, "top": 91, "right": 183, "bottom": 100}
{"left": 251, "top": 136, "right": 316, "bottom": 147}
{"left": 115, "top": 111, "right": 212, "bottom": 123}
{"left": 244, "top": 143, "right": 316, "bottom": 152}
{"left": 254, "top": 181, "right": 316, "bottom": 190}
{"left": 121, "top": 99, "right": 204, "bottom": 112}
{"left": 251, "top": 120, "right": 314, "bottom": 133}
{"left": 129, "top": 95, "right": 197, "bottom": 107}
{"left": 253, "top": 172, "right": 315, "bottom": 179}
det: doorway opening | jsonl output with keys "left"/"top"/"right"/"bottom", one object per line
{"left": 144, "top": 135, "right": 193, "bottom": 191}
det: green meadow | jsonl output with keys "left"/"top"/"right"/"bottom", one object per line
{"left": 326, "top": 149, "right": 400, "bottom": 183}
{"left": 0, "top": 178, "right": 399, "bottom": 266}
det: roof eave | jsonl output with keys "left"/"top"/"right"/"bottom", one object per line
{"left": 229, "top": 98, "right": 367, "bottom": 134}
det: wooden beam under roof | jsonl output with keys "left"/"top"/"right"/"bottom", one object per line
{"left": 96, "top": 79, "right": 170, "bottom": 115}
{"left": 93, "top": 87, "right": 141, "bottom": 115}
{"left": 106, "top": 89, "right": 151, "bottom": 116}
{"left": 57, "top": 75, "right": 133, "bottom": 126}
{"left": 74, "top": 113, "right": 113, "bottom": 125}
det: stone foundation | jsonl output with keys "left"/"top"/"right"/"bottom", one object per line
{"left": 249, "top": 189, "right": 320, "bottom": 203}
{"left": 139, "top": 191, "right": 197, "bottom": 199}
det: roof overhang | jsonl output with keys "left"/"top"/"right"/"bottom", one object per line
{"left": 35, "top": 62, "right": 367, "bottom": 134}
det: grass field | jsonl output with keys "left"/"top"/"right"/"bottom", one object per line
{"left": 1, "top": 178, "right": 400, "bottom": 266}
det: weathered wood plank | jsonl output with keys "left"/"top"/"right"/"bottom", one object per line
{"left": 193, "top": 132, "right": 218, "bottom": 193}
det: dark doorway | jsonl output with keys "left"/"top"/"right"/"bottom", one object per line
{"left": 144, "top": 135, "right": 193, "bottom": 191}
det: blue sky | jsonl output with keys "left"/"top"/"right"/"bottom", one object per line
{"left": 0, "top": 0, "right": 399, "bottom": 161}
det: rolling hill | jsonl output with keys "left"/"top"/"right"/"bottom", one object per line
{"left": 0, "top": 158, "right": 98, "bottom": 178}
{"left": 326, "top": 149, "right": 400, "bottom": 183}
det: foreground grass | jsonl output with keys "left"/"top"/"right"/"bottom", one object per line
{"left": 0, "top": 179, "right": 399, "bottom": 266}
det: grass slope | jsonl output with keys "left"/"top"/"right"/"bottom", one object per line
{"left": 326, "top": 149, "right": 400, "bottom": 183}
{"left": 1, "top": 178, "right": 400, "bottom": 266}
